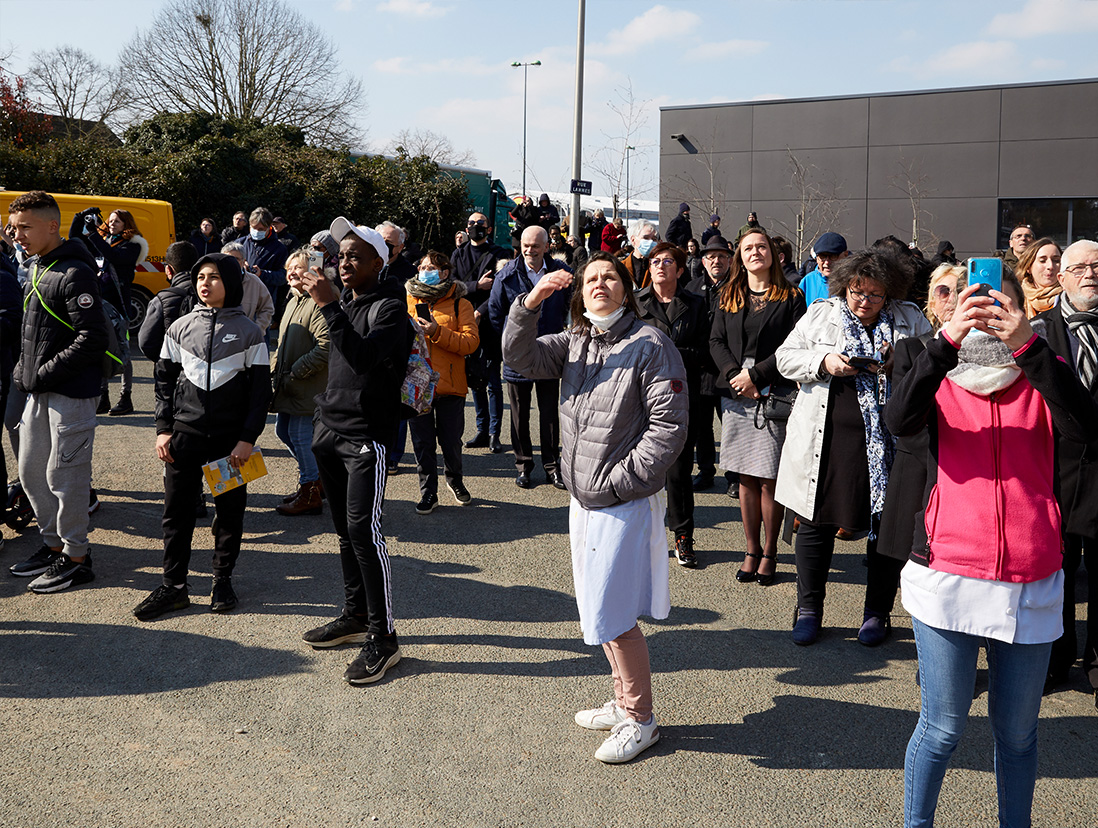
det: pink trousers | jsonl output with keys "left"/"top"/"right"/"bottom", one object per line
{"left": 601, "top": 623, "right": 653, "bottom": 722}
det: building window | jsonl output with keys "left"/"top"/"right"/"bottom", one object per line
{"left": 999, "top": 198, "right": 1098, "bottom": 249}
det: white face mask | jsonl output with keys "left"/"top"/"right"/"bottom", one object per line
{"left": 250, "top": 227, "right": 267, "bottom": 241}
{"left": 583, "top": 305, "right": 626, "bottom": 331}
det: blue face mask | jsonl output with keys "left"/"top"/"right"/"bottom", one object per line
{"left": 418, "top": 270, "right": 441, "bottom": 286}
{"left": 637, "top": 238, "right": 657, "bottom": 257}
{"left": 250, "top": 227, "right": 267, "bottom": 241}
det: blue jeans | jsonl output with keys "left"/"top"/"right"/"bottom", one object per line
{"left": 275, "top": 413, "right": 319, "bottom": 485}
{"left": 905, "top": 618, "right": 1051, "bottom": 828}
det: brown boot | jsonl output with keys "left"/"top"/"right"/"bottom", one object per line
{"left": 281, "top": 484, "right": 305, "bottom": 504}
{"left": 276, "top": 481, "right": 323, "bottom": 516}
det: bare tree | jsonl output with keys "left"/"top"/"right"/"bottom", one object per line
{"left": 770, "top": 149, "right": 848, "bottom": 263}
{"left": 587, "top": 80, "right": 653, "bottom": 218}
{"left": 27, "top": 46, "right": 128, "bottom": 136}
{"left": 121, "top": 0, "right": 365, "bottom": 147}
{"left": 384, "top": 127, "right": 476, "bottom": 167}
{"left": 889, "top": 156, "right": 938, "bottom": 252}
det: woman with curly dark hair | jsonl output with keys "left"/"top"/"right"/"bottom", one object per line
{"left": 775, "top": 249, "right": 932, "bottom": 645}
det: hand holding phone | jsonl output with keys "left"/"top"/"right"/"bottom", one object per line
{"left": 967, "top": 257, "right": 1003, "bottom": 306}
{"left": 846, "top": 355, "right": 882, "bottom": 372}
{"left": 415, "top": 303, "right": 432, "bottom": 321}
{"left": 307, "top": 249, "right": 323, "bottom": 272}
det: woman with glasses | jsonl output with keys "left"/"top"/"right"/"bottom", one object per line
{"left": 635, "top": 243, "right": 711, "bottom": 567}
{"left": 871, "top": 265, "right": 965, "bottom": 646}
{"left": 1015, "top": 236, "right": 1063, "bottom": 318}
{"left": 710, "top": 228, "right": 805, "bottom": 585}
{"left": 775, "top": 250, "right": 932, "bottom": 645}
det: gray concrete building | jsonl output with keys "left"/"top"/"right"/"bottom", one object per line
{"left": 659, "top": 79, "right": 1098, "bottom": 261}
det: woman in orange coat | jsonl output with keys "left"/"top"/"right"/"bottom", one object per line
{"left": 405, "top": 250, "right": 480, "bottom": 514}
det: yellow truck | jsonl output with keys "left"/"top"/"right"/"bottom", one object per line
{"left": 1, "top": 190, "right": 176, "bottom": 330}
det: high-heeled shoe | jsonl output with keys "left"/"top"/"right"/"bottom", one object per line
{"left": 736, "top": 552, "right": 760, "bottom": 583}
{"left": 757, "top": 552, "right": 778, "bottom": 586}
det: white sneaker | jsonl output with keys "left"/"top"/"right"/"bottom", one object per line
{"left": 594, "top": 716, "right": 660, "bottom": 764}
{"left": 574, "top": 700, "right": 628, "bottom": 731}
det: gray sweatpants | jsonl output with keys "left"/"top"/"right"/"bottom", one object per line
{"left": 17, "top": 392, "right": 97, "bottom": 558}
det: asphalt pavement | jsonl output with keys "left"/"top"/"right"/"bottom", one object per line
{"left": 1, "top": 357, "right": 1094, "bottom": 828}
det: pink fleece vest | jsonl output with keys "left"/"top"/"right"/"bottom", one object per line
{"left": 924, "top": 374, "right": 1063, "bottom": 583}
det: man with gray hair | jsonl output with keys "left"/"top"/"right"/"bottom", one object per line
{"left": 1035, "top": 239, "right": 1098, "bottom": 704}
{"left": 376, "top": 220, "right": 416, "bottom": 283}
{"left": 241, "top": 206, "right": 288, "bottom": 309}
{"left": 623, "top": 218, "right": 659, "bottom": 289}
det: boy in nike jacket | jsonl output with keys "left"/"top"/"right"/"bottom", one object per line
{"left": 134, "top": 253, "right": 271, "bottom": 621}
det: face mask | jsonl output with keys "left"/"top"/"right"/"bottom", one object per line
{"left": 250, "top": 228, "right": 267, "bottom": 241}
{"left": 469, "top": 225, "right": 487, "bottom": 242}
{"left": 637, "top": 239, "right": 657, "bottom": 257}
{"left": 418, "top": 270, "right": 441, "bottom": 286}
{"left": 583, "top": 305, "right": 626, "bottom": 331}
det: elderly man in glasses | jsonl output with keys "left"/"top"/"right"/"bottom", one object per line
{"left": 1034, "top": 239, "right": 1098, "bottom": 706}
{"left": 451, "top": 212, "right": 512, "bottom": 452}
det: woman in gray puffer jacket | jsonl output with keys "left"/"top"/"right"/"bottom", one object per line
{"left": 503, "top": 251, "right": 688, "bottom": 765}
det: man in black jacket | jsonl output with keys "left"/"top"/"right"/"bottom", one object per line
{"left": 298, "top": 217, "right": 413, "bottom": 686}
{"left": 1036, "top": 239, "right": 1098, "bottom": 702}
{"left": 137, "top": 241, "right": 199, "bottom": 362}
{"left": 7, "top": 191, "right": 108, "bottom": 592}
{"left": 665, "top": 203, "right": 692, "bottom": 250}
{"left": 686, "top": 236, "right": 736, "bottom": 494}
{"left": 452, "top": 212, "right": 510, "bottom": 452}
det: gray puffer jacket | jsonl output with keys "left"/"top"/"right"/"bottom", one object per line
{"left": 503, "top": 295, "right": 688, "bottom": 510}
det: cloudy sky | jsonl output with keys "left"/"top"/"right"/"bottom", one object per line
{"left": 2, "top": 0, "right": 1097, "bottom": 203}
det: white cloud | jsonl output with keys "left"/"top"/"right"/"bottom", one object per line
{"left": 889, "top": 40, "right": 1020, "bottom": 79}
{"left": 687, "top": 39, "right": 769, "bottom": 62}
{"left": 594, "top": 5, "right": 701, "bottom": 57}
{"left": 373, "top": 56, "right": 498, "bottom": 77}
{"left": 376, "top": 0, "right": 449, "bottom": 17}
{"left": 334, "top": 0, "right": 354, "bottom": 10}
{"left": 987, "top": 0, "right": 1098, "bottom": 38}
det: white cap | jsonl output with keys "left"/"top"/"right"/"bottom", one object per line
{"left": 329, "top": 217, "right": 389, "bottom": 265}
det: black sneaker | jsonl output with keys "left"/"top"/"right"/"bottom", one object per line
{"left": 447, "top": 481, "right": 472, "bottom": 505}
{"left": 10, "top": 546, "right": 60, "bottom": 577}
{"left": 301, "top": 614, "right": 369, "bottom": 648}
{"left": 133, "top": 584, "right": 190, "bottom": 621}
{"left": 416, "top": 492, "right": 439, "bottom": 515}
{"left": 674, "top": 535, "right": 697, "bottom": 568}
{"left": 210, "top": 576, "right": 237, "bottom": 613}
{"left": 344, "top": 633, "right": 401, "bottom": 685}
{"left": 28, "top": 553, "right": 95, "bottom": 593}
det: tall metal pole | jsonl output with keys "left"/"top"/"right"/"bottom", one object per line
{"left": 511, "top": 60, "right": 541, "bottom": 199}
{"left": 568, "top": 0, "right": 586, "bottom": 242}
{"left": 625, "top": 144, "right": 634, "bottom": 225}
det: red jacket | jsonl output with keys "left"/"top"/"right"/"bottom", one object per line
{"left": 885, "top": 333, "right": 1098, "bottom": 584}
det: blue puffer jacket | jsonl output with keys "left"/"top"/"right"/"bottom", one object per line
{"left": 487, "top": 255, "right": 572, "bottom": 383}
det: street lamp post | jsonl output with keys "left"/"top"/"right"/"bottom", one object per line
{"left": 625, "top": 144, "right": 635, "bottom": 224}
{"left": 510, "top": 60, "right": 541, "bottom": 198}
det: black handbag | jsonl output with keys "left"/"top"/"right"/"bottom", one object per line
{"left": 754, "top": 382, "right": 798, "bottom": 429}
{"left": 465, "top": 346, "right": 489, "bottom": 392}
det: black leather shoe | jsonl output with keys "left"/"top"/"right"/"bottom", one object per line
{"left": 549, "top": 469, "right": 566, "bottom": 490}
{"left": 516, "top": 472, "right": 533, "bottom": 489}
{"left": 465, "top": 433, "right": 490, "bottom": 449}
{"left": 489, "top": 434, "right": 504, "bottom": 453}
{"left": 691, "top": 472, "right": 715, "bottom": 491}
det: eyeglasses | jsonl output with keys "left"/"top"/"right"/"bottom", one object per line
{"left": 1064, "top": 262, "right": 1098, "bottom": 276}
{"left": 467, "top": 219, "right": 486, "bottom": 227}
{"left": 650, "top": 257, "right": 679, "bottom": 268}
{"left": 849, "top": 289, "right": 885, "bottom": 305}
{"left": 932, "top": 284, "right": 954, "bottom": 299}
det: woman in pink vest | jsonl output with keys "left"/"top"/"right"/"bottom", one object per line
{"left": 885, "top": 274, "right": 1098, "bottom": 828}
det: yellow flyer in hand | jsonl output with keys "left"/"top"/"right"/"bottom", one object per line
{"left": 202, "top": 448, "right": 268, "bottom": 496}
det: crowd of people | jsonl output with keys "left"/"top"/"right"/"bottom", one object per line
{"left": 2, "top": 190, "right": 1096, "bottom": 819}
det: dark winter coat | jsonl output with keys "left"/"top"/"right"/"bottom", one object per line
{"left": 14, "top": 239, "right": 109, "bottom": 399}
{"left": 685, "top": 271, "right": 728, "bottom": 396}
{"left": 635, "top": 285, "right": 709, "bottom": 405}
{"left": 666, "top": 213, "right": 693, "bottom": 249}
{"left": 709, "top": 288, "right": 806, "bottom": 396}
{"left": 487, "top": 255, "right": 572, "bottom": 384}
{"left": 314, "top": 277, "right": 414, "bottom": 446}
{"left": 242, "top": 231, "right": 289, "bottom": 301}
{"left": 138, "top": 268, "right": 197, "bottom": 362}
{"left": 1035, "top": 303, "right": 1098, "bottom": 539}
{"left": 189, "top": 231, "right": 221, "bottom": 257}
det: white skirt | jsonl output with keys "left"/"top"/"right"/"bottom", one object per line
{"left": 569, "top": 492, "right": 670, "bottom": 646}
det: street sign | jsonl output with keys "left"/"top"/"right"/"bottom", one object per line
{"left": 570, "top": 179, "right": 592, "bottom": 196}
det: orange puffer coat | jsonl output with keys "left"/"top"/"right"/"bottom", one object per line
{"left": 405, "top": 282, "right": 480, "bottom": 397}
